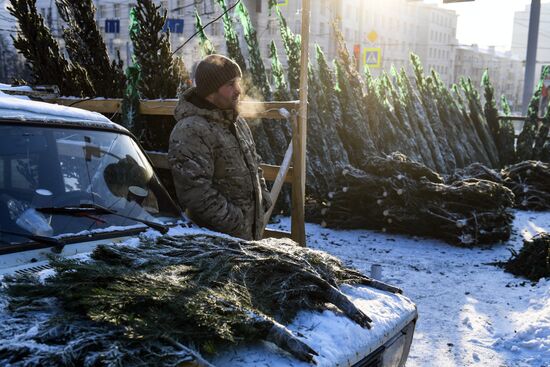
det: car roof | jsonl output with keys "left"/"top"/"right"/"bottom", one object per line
{"left": 0, "top": 90, "right": 129, "bottom": 134}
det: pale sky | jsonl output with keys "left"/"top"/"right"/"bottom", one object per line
{"left": 426, "top": 0, "right": 550, "bottom": 51}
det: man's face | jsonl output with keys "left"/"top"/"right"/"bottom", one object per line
{"left": 209, "top": 77, "right": 242, "bottom": 110}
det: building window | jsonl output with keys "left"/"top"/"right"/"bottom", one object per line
{"left": 200, "top": 0, "right": 215, "bottom": 14}
{"left": 269, "top": 19, "right": 278, "bottom": 35}
{"left": 113, "top": 4, "right": 120, "bottom": 18}
{"left": 97, "top": 5, "right": 106, "bottom": 18}
{"left": 177, "top": 0, "right": 184, "bottom": 16}
{"left": 256, "top": 0, "right": 262, "bottom": 13}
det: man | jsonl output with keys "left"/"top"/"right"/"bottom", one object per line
{"left": 168, "top": 54, "right": 272, "bottom": 240}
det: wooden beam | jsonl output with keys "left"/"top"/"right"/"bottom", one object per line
{"left": 262, "top": 141, "right": 293, "bottom": 237}
{"left": 1, "top": 85, "right": 60, "bottom": 99}
{"left": 52, "top": 98, "right": 123, "bottom": 114}
{"left": 260, "top": 164, "right": 293, "bottom": 183}
{"left": 140, "top": 99, "right": 177, "bottom": 115}
{"left": 291, "top": 0, "right": 310, "bottom": 247}
{"left": 49, "top": 98, "right": 300, "bottom": 120}
{"left": 498, "top": 115, "right": 544, "bottom": 122}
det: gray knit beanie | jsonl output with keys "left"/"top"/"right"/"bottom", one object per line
{"left": 194, "top": 54, "right": 242, "bottom": 98}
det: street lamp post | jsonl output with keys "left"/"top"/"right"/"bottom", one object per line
{"left": 521, "top": 0, "right": 541, "bottom": 114}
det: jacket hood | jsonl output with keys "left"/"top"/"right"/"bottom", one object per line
{"left": 174, "top": 87, "right": 237, "bottom": 126}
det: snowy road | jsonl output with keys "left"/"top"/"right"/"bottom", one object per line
{"left": 274, "top": 210, "right": 550, "bottom": 367}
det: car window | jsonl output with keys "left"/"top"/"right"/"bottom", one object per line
{"left": 0, "top": 124, "right": 181, "bottom": 248}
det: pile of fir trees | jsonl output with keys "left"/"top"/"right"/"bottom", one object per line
{"left": 502, "top": 232, "right": 550, "bottom": 282}
{"left": 319, "top": 153, "right": 515, "bottom": 246}
{"left": 448, "top": 160, "right": 550, "bottom": 211}
{"left": 1, "top": 234, "right": 400, "bottom": 366}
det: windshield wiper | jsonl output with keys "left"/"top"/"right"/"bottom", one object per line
{"left": 0, "top": 229, "right": 65, "bottom": 251}
{"left": 37, "top": 203, "right": 169, "bottom": 234}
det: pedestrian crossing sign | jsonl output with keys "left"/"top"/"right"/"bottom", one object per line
{"left": 364, "top": 47, "right": 381, "bottom": 68}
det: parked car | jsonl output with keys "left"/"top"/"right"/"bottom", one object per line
{"left": 0, "top": 89, "right": 417, "bottom": 367}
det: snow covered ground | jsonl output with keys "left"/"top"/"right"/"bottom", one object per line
{"left": 272, "top": 210, "right": 550, "bottom": 367}
{"left": 0, "top": 210, "right": 547, "bottom": 366}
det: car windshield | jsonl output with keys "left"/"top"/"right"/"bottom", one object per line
{"left": 0, "top": 123, "right": 181, "bottom": 247}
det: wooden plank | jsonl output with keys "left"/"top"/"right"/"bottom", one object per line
{"left": 145, "top": 151, "right": 291, "bottom": 183}
{"left": 140, "top": 99, "right": 177, "bottom": 115}
{"left": 263, "top": 228, "right": 291, "bottom": 240}
{"left": 1, "top": 85, "right": 60, "bottom": 99}
{"left": 498, "top": 116, "right": 528, "bottom": 121}
{"left": 261, "top": 164, "right": 293, "bottom": 183}
{"left": 497, "top": 116, "right": 545, "bottom": 122}
{"left": 262, "top": 141, "right": 294, "bottom": 236}
{"left": 49, "top": 98, "right": 300, "bottom": 120}
{"left": 52, "top": 98, "right": 123, "bottom": 113}
{"left": 291, "top": 0, "right": 310, "bottom": 247}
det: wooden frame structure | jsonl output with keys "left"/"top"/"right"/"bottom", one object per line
{"left": 47, "top": 98, "right": 308, "bottom": 244}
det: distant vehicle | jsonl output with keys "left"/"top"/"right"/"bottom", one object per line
{"left": 0, "top": 89, "right": 417, "bottom": 366}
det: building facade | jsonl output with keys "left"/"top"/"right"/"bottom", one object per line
{"left": 1, "top": 0, "right": 525, "bottom": 105}
{"left": 20, "top": 0, "right": 461, "bottom": 84}
{"left": 454, "top": 45, "right": 524, "bottom": 111}
{"left": 511, "top": 2, "right": 550, "bottom": 91}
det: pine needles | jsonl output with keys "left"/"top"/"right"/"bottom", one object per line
{"left": 1, "top": 234, "right": 401, "bottom": 365}
{"left": 503, "top": 232, "right": 550, "bottom": 282}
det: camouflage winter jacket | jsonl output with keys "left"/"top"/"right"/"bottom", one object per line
{"left": 168, "top": 87, "right": 272, "bottom": 240}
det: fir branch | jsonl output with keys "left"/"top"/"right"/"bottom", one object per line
{"left": 195, "top": 9, "right": 216, "bottom": 57}
{"left": 55, "top": 0, "right": 125, "bottom": 97}
{"left": 7, "top": 0, "right": 89, "bottom": 96}
{"left": 236, "top": 1, "right": 271, "bottom": 100}
{"left": 131, "top": 0, "right": 187, "bottom": 99}
{"left": 215, "top": 0, "right": 247, "bottom": 72}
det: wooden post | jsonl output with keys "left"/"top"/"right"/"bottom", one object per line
{"left": 291, "top": 0, "right": 310, "bottom": 247}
